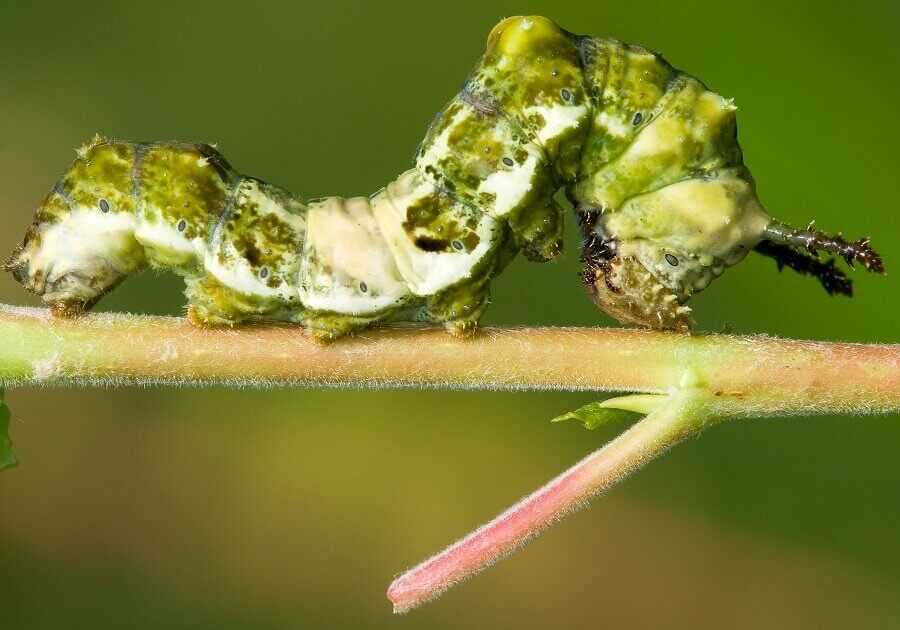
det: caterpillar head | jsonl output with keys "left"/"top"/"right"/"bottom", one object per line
{"left": 581, "top": 245, "right": 694, "bottom": 332}
{"left": 4, "top": 139, "right": 145, "bottom": 316}
{"left": 579, "top": 175, "right": 773, "bottom": 332}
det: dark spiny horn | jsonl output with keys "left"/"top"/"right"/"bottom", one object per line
{"left": 762, "top": 220, "right": 884, "bottom": 274}
{"left": 753, "top": 241, "right": 853, "bottom": 297}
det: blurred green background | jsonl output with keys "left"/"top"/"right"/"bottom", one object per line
{"left": 1, "top": 1, "right": 898, "bottom": 627}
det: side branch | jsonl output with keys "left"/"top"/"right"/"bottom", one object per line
{"left": 388, "top": 388, "right": 716, "bottom": 612}
{"left": 0, "top": 305, "right": 897, "bottom": 417}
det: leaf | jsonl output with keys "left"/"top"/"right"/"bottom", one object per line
{"left": 0, "top": 388, "right": 18, "bottom": 472}
{"left": 551, "top": 401, "right": 637, "bottom": 430}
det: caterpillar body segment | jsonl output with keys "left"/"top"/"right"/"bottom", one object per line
{"left": 6, "top": 16, "right": 883, "bottom": 337}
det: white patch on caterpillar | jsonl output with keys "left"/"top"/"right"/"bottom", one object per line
{"left": 203, "top": 252, "right": 289, "bottom": 299}
{"left": 135, "top": 220, "right": 203, "bottom": 267}
{"left": 29, "top": 207, "right": 139, "bottom": 303}
{"left": 416, "top": 100, "right": 545, "bottom": 218}
{"left": 372, "top": 170, "right": 500, "bottom": 296}
{"left": 593, "top": 110, "right": 631, "bottom": 137}
{"left": 298, "top": 196, "right": 409, "bottom": 314}
{"left": 478, "top": 151, "right": 543, "bottom": 217}
{"left": 523, "top": 102, "right": 589, "bottom": 148}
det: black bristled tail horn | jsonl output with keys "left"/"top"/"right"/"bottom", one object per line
{"left": 762, "top": 220, "right": 885, "bottom": 274}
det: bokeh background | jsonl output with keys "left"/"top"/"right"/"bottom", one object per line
{"left": 1, "top": 1, "right": 898, "bottom": 627}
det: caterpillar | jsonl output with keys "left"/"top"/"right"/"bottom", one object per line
{"left": 4, "top": 16, "right": 883, "bottom": 340}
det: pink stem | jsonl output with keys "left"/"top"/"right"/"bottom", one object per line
{"left": 387, "top": 397, "right": 700, "bottom": 613}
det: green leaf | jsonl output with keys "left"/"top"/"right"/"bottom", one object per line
{"left": 0, "top": 388, "right": 18, "bottom": 472}
{"left": 551, "top": 401, "right": 637, "bottom": 430}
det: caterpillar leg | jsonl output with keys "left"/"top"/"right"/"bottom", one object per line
{"left": 508, "top": 190, "right": 565, "bottom": 263}
{"left": 424, "top": 282, "right": 492, "bottom": 338}
{"left": 187, "top": 276, "right": 382, "bottom": 344}
{"left": 184, "top": 275, "right": 295, "bottom": 326}
{"left": 302, "top": 311, "right": 397, "bottom": 343}
{"left": 418, "top": 227, "right": 518, "bottom": 337}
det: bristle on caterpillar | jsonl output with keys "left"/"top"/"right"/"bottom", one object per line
{"left": 754, "top": 241, "right": 854, "bottom": 297}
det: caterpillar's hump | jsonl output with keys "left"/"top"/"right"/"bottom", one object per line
{"left": 416, "top": 16, "right": 584, "bottom": 260}
{"left": 479, "top": 16, "right": 591, "bottom": 180}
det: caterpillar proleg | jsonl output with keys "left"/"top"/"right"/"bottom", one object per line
{"left": 5, "top": 16, "right": 883, "bottom": 339}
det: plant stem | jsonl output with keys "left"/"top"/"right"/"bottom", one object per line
{"left": 388, "top": 388, "right": 718, "bottom": 613}
{"left": 1, "top": 305, "right": 897, "bottom": 415}
{"left": 1, "top": 303, "right": 897, "bottom": 612}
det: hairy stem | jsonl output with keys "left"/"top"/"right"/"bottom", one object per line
{"left": 1, "top": 304, "right": 897, "bottom": 415}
